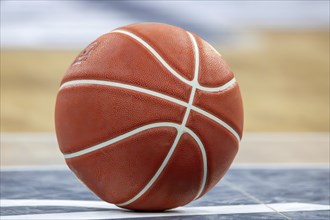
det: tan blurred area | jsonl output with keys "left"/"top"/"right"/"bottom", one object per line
{"left": 2, "top": 31, "right": 329, "bottom": 132}
{"left": 1, "top": 31, "right": 329, "bottom": 165}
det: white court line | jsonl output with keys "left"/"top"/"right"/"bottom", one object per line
{"left": 222, "top": 179, "right": 290, "bottom": 219}
{"left": 1, "top": 199, "right": 329, "bottom": 220}
{"left": 0, "top": 199, "right": 116, "bottom": 209}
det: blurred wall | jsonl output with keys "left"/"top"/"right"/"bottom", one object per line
{"left": 1, "top": 1, "right": 329, "bottom": 132}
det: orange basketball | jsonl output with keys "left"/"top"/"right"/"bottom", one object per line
{"left": 55, "top": 23, "right": 243, "bottom": 211}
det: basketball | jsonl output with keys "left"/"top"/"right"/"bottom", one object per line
{"left": 55, "top": 23, "right": 243, "bottom": 211}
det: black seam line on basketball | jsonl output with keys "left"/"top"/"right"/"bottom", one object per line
{"left": 59, "top": 80, "right": 240, "bottom": 143}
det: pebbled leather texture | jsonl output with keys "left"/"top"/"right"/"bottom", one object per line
{"left": 55, "top": 22, "right": 244, "bottom": 211}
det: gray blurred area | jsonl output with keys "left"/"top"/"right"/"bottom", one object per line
{"left": 1, "top": 1, "right": 329, "bottom": 49}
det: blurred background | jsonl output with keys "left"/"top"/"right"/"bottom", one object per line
{"left": 1, "top": 1, "right": 329, "bottom": 166}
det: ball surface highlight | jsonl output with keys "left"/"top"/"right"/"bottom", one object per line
{"left": 55, "top": 23, "right": 243, "bottom": 211}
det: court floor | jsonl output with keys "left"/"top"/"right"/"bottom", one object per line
{"left": 0, "top": 133, "right": 329, "bottom": 219}
{"left": 1, "top": 165, "right": 329, "bottom": 219}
